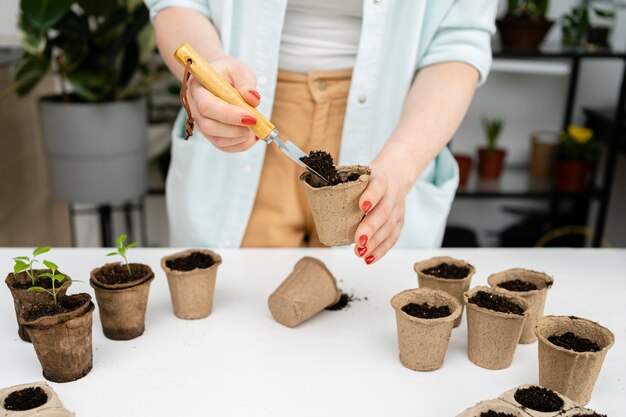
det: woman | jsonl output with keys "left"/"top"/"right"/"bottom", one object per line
{"left": 146, "top": 0, "right": 497, "bottom": 263}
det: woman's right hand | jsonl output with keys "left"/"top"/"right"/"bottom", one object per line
{"left": 186, "top": 56, "right": 261, "bottom": 153}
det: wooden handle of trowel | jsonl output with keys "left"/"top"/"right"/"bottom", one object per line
{"left": 174, "top": 43, "right": 275, "bottom": 140}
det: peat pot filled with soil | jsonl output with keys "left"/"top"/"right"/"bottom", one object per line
{"left": 161, "top": 249, "right": 222, "bottom": 319}
{"left": 5, "top": 270, "right": 70, "bottom": 342}
{"left": 414, "top": 256, "right": 475, "bottom": 327}
{"left": 535, "top": 316, "right": 615, "bottom": 405}
{"left": 463, "top": 286, "right": 530, "bottom": 370}
{"left": 22, "top": 293, "right": 94, "bottom": 383}
{"left": 90, "top": 262, "right": 154, "bottom": 340}
{"left": 456, "top": 399, "right": 533, "bottom": 417}
{"left": 390, "top": 288, "right": 461, "bottom": 371}
{"left": 488, "top": 268, "right": 554, "bottom": 344}
{"left": 499, "top": 384, "right": 577, "bottom": 417}
{"left": 0, "top": 381, "right": 73, "bottom": 416}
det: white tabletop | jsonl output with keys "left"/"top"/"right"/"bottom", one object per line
{"left": 1, "top": 248, "right": 624, "bottom": 416}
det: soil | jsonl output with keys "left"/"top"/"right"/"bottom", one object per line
{"left": 497, "top": 279, "right": 538, "bottom": 292}
{"left": 480, "top": 412, "right": 516, "bottom": 417}
{"left": 548, "top": 331, "right": 600, "bottom": 352}
{"left": 300, "top": 150, "right": 360, "bottom": 186}
{"left": 22, "top": 293, "right": 90, "bottom": 322}
{"left": 401, "top": 302, "right": 451, "bottom": 319}
{"left": 3, "top": 387, "right": 48, "bottom": 411}
{"left": 422, "top": 263, "right": 470, "bottom": 279}
{"left": 10, "top": 270, "right": 68, "bottom": 290}
{"left": 326, "top": 292, "right": 355, "bottom": 311}
{"left": 92, "top": 263, "right": 151, "bottom": 286}
{"left": 513, "top": 386, "right": 564, "bottom": 412}
{"left": 166, "top": 251, "right": 215, "bottom": 271}
{"left": 468, "top": 291, "right": 525, "bottom": 315}
{"left": 570, "top": 413, "right": 606, "bottom": 417}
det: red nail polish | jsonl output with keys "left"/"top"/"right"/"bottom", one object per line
{"left": 255, "top": 135, "right": 259, "bottom": 141}
{"left": 362, "top": 201, "right": 372, "bottom": 214}
{"left": 365, "top": 255, "right": 375, "bottom": 265}
{"left": 357, "top": 246, "right": 367, "bottom": 257}
{"left": 359, "top": 235, "right": 368, "bottom": 247}
{"left": 241, "top": 115, "right": 257, "bottom": 125}
{"left": 248, "top": 89, "right": 261, "bottom": 100}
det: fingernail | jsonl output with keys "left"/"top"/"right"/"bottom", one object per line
{"left": 255, "top": 135, "right": 259, "bottom": 141}
{"left": 362, "top": 201, "right": 372, "bottom": 214}
{"left": 248, "top": 89, "right": 261, "bottom": 100}
{"left": 357, "top": 246, "right": 367, "bottom": 257}
{"left": 241, "top": 115, "right": 257, "bottom": 125}
{"left": 365, "top": 255, "right": 375, "bottom": 265}
{"left": 359, "top": 235, "right": 368, "bottom": 247}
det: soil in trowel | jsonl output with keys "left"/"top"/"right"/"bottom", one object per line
{"left": 422, "top": 263, "right": 470, "bottom": 279}
{"left": 480, "top": 412, "right": 516, "bottom": 417}
{"left": 548, "top": 331, "right": 600, "bottom": 352}
{"left": 166, "top": 251, "right": 215, "bottom": 271}
{"left": 468, "top": 291, "right": 525, "bottom": 315}
{"left": 497, "top": 279, "right": 538, "bottom": 292}
{"left": 93, "top": 263, "right": 150, "bottom": 285}
{"left": 300, "top": 150, "right": 360, "bottom": 186}
{"left": 401, "top": 302, "right": 451, "bottom": 319}
{"left": 22, "top": 293, "right": 90, "bottom": 322}
{"left": 3, "top": 387, "right": 48, "bottom": 411}
{"left": 513, "top": 386, "right": 564, "bottom": 412}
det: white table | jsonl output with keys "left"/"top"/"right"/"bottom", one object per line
{"left": 1, "top": 248, "right": 624, "bottom": 416}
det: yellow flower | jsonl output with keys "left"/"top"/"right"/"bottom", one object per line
{"left": 567, "top": 125, "right": 593, "bottom": 144}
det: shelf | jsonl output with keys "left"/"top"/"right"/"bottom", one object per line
{"left": 492, "top": 43, "right": 626, "bottom": 59}
{"left": 491, "top": 59, "right": 570, "bottom": 75}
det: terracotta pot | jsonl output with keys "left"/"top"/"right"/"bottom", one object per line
{"left": 499, "top": 384, "right": 578, "bottom": 416}
{"left": 554, "top": 160, "right": 590, "bottom": 192}
{"left": 22, "top": 293, "right": 94, "bottom": 383}
{"left": 5, "top": 270, "right": 70, "bottom": 343}
{"left": 0, "top": 381, "right": 74, "bottom": 416}
{"left": 456, "top": 399, "right": 531, "bottom": 417}
{"left": 453, "top": 154, "right": 472, "bottom": 188}
{"left": 90, "top": 262, "right": 154, "bottom": 340}
{"left": 161, "top": 249, "right": 222, "bottom": 319}
{"left": 497, "top": 17, "right": 554, "bottom": 50}
{"left": 299, "top": 166, "right": 370, "bottom": 246}
{"left": 530, "top": 132, "right": 558, "bottom": 178}
{"left": 478, "top": 148, "right": 506, "bottom": 180}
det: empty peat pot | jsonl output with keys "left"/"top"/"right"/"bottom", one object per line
{"left": 464, "top": 286, "right": 530, "bottom": 370}
{"left": 414, "top": 256, "right": 476, "bottom": 327}
{"left": 268, "top": 257, "right": 341, "bottom": 328}
{"left": 535, "top": 316, "right": 615, "bottom": 405}
{"left": 22, "top": 293, "right": 94, "bottom": 383}
{"left": 488, "top": 268, "right": 554, "bottom": 344}
{"left": 390, "top": 288, "right": 461, "bottom": 371}
{"left": 299, "top": 166, "right": 370, "bottom": 246}
{"left": 90, "top": 262, "right": 154, "bottom": 340}
{"left": 456, "top": 399, "right": 532, "bottom": 417}
{"left": 161, "top": 249, "right": 222, "bottom": 319}
{"left": 499, "top": 384, "right": 577, "bottom": 416}
{"left": 0, "top": 381, "right": 74, "bottom": 416}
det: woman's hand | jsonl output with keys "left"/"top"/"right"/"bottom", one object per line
{"left": 186, "top": 56, "right": 261, "bottom": 152}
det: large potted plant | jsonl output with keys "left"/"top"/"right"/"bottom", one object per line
{"left": 497, "top": 0, "right": 554, "bottom": 50}
{"left": 554, "top": 125, "right": 598, "bottom": 192}
{"left": 9, "top": 0, "right": 154, "bottom": 204}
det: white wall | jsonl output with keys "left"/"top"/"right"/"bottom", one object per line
{"left": 0, "top": 0, "right": 19, "bottom": 45}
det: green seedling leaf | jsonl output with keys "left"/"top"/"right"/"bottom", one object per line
{"left": 13, "top": 260, "right": 28, "bottom": 274}
{"left": 38, "top": 272, "right": 54, "bottom": 279}
{"left": 106, "top": 252, "right": 118, "bottom": 257}
{"left": 13, "top": 256, "right": 30, "bottom": 261}
{"left": 127, "top": 242, "right": 138, "bottom": 248}
{"left": 43, "top": 259, "right": 58, "bottom": 271}
{"left": 33, "top": 246, "right": 52, "bottom": 256}
{"left": 27, "top": 286, "right": 48, "bottom": 292}
{"left": 116, "top": 234, "right": 127, "bottom": 245}
{"left": 52, "top": 274, "right": 65, "bottom": 282}
{"left": 119, "top": 247, "right": 126, "bottom": 257}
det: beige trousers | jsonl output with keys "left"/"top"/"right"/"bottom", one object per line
{"left": 241, "top": 69, "right": 352, "bottom": 247}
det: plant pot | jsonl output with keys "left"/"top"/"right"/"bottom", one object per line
{"left": 464, "top": 286, "right": 530, "bottom": 370}
{"left": 268, "top": 257, "right": 341, "bottom": 328}
{"left": 5, "top": 270, "right": 70, "bottom": 343}
{"left": 499, "top": 384, "right": 578, "bottom": 417}
{"left": 0, "top": 381, "right": 74, "bottom": 416}
{"left": 487, "top": 268, "right": 554, "bottom": 344}
{"left": 456, "top": 399, "right": 532, "bottom": 417}
{"left": 453, "top": 154, "right": 472, "bottom": 188}
{"left": 390, "top": 288, "right": 461, "bottom": 371}
{"left": 496, "top": 17, "right": 554, "bottom": 50}
{"left": 160, "top": 249, "right": 222, "bottom": 319}
{"left": 535, "top": 316, "right": 615, "bottom": 405}
{"left": 478, "top": 148, "right": 506, "bottom": 180}
{"left": 586, "top": 26, "right": 611, "bottom": 50}
{"left": 299, "top": 166, "right": 371, "bottom": 246}
{"left": 22, "top": 293, "right": 94, "bottom": 383}
{"left": 39, "top": 96, "right": 147, "bottom": 204}
{"left": 414, "top": 256, "right": 475, "bottom": 327}
{"left": 554, "top": 160, "right": 590, "bottom": 192}
{"left": 560, "top": 407, "right": 608, "bottom": 416}
{"left": 530, "top": 132, "right": 558, "bottom": 178}
{"left": 90, "top": 262, "right": 154, "bottom": 340}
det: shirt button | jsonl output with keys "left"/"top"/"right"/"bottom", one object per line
{"left": 243, "top": 164, "right": 252, "bottom": 173}
{"left": 358, "top": 95, "right": 367, "bottom": 104}
{"left": 258, "top": 76, "right": 268, "bottom": 86}
{"left": 317, "top": 79, "right": 327, "bottom": 91}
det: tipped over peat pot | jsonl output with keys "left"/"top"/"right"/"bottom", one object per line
{"left": 0, "top": 381, "right": 74, "bottom": 416}
{"left": 90, "top": 262, "right": 154, "bottom": 340}
{"left": 414, "top": 256, "right": 475, "bottom": 327}
{"left": 498, "top": 384, "right": 577, "bottom": 417}
{"left": 535, "top": 316, "right": 615, "bottom": 405}
{"left": 22, "top": 293, "right": 94, "bottom": 383}
{"left": 390, "top": 288, "right": 461, "bottom": 371}
{"left": 161, "top": 249, "right": 222, "bottom": 319}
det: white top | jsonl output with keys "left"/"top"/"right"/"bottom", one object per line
{"left": 279, "top": 0, "right": 363, "bottom": 72}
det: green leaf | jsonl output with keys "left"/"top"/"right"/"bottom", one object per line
{"left": 33, "top": 246, "right": 52, "bottom": 256}
{"left": 13, "top": 260, "right": 28, "bottom": 274}
{"left": 20, "top": 0, "right": 73, "bottom": 30}
{"left": 13, "top": 256, "right": 30, "bottom": 261}
{"left": 116, "top": 234, "right": 127, "bottom": 245}
{"left": 77, "top": 0, "right": 117, "bottom": 17}
{"left": 119, "top": 247, "right": 127, "bottom": 258}
{"left": 38, "top": 272, "right": 54, "bottom": 279}
{"left": 117, "top": 40, "right": 139, "bottom": 89}
{"left": 67, "top": 69, "right": 106, "bottom": 102}
{"left": 27, "top": 286, "right": 47, "bottom": 292}
{"left": 13, "top": 53, "right": 49, "bottom": 96}
{"left": 106, "top": 251, "right": 118, "bottom": 257}
{"left": 127, "top": 242, "right": 138, "bottom": 248}
{"left": 42, "top": 259, "right": 58, "bottom": 271}
{"left": 52, "top": 274, "right": 65, "bottom": 282}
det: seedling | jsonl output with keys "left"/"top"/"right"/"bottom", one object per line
{"left": 481, "top": 117, "right": 505, "bottom": 152}
{"left": 12, "top": 246, "right": 51, "bottom": 286}
{"left": 27, "top": 260, "right": 76, "bottom": 308}
{"left": 107, "top": 234, "right": 138, "bottom": 277}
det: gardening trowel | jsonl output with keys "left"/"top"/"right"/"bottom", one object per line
{"left": 174, "top": 43, "right": 329, "bottom": 184}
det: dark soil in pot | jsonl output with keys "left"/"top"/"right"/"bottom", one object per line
{"left": 91, "top": 263, "right": 152, "bottom": 286}
{"left": 513, "top": 386, "right": 564, "bottom": 413}
{"left": 468, "top": 291, "right": 525, "bottom": 315}
{"left": 480, "top": 412, "right": 516, "bottom": 417}
{"left": 300, "top": 150, "right": 361, "bottom": 186}
{"left": 421, "top": 263, "right": 470, "bottom": 279}
{"left": 401, "top": 302, "right": 451, "bottom": 319}
{"left": 3, "top": 387, "right": 48, "bottom": 411}
{"left": 548, "top": 332, "right": 600, "bottom": 352}
{"left": 571, "top": 413, "right": 606, "bottom": 417}
{"left": 497, "top": 279, "right": 538, "bottom": 292}
{"left": 165, "top": 251, "right": 216, "bottom": 271}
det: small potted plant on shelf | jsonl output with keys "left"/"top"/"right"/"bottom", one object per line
{"left": 586, "top": 2, "right": 616, "bottom": 51}
{"left": 497, "top": 0, "right": 554, "bottom": 50}
{"left": 553, "top": 124, "right": 598, "bottom": 192}
{"left": 90, "top": 234, "right": 154, "bottom": 340}
{"left": 478, "top": 117, "right": 506, "bottom": 180}
{"left": 561, "top": 6, "right": 589, "bottom": 48}
{"left": 453, "top": 154, "right": 472, "bottom": 188}
{"left": 0, "top": 381, "right": 73, "bottom": 416}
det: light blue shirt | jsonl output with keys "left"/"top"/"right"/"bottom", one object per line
{"left": 146, "top": 0, "right": 497, "bottom": 248}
